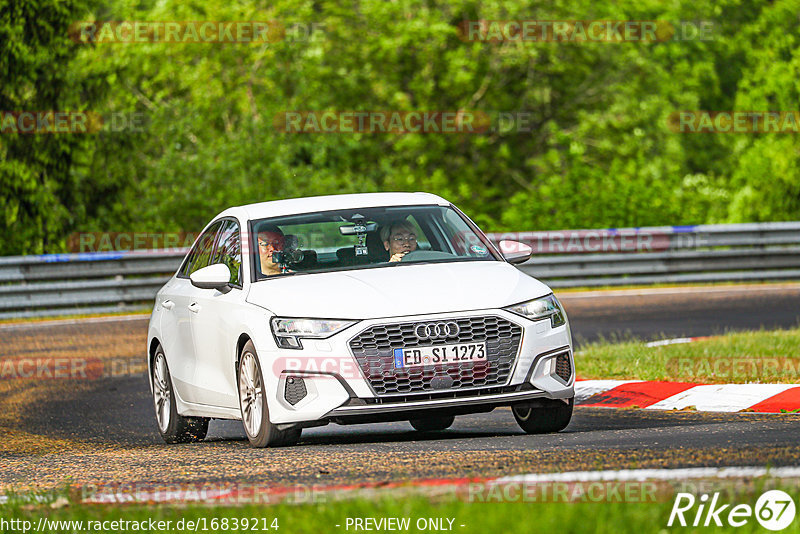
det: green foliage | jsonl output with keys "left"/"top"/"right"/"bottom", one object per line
{"left": 0, "top": 0, "right": 123, "bottom": 254}
{"left": 2, "top": 0, "right": 799, "bottom": 254}
{"left": 727, "top": 0, "right": 800, "bottom": 222}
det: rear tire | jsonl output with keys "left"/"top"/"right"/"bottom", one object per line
{"left": 237, "top": 340, "right": 302, "bottom": 448}
{"left": 512, "top": 398, "right": 573, "bottom": 434}
{"left": 152, "top": 346, "right": 209, "bottom": 444}
{"left": 409, "top": 415, "right": 455, "bottom": 432}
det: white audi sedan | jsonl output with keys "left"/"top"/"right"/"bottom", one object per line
{"left": 147, "top": 192, "right": 574, "bottom": 447}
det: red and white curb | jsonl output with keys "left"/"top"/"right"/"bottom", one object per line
{"left": 575, "top": 380, "right": 800, "bottom": 413}
{"left": 574, "top": 333, "right": 800, "bottom": 412}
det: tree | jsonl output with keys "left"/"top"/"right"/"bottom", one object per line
{"left": 0, "top": 0, "right": 112, "bottom": 254}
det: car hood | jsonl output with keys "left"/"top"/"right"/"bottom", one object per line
{"left": 246, "top": 261, "right": 551, "bottom": 319}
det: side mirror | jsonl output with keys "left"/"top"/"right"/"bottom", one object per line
{"left": 498, "top": 240, "right": 532, "bottom": 265}
{"left": 189, "top": 263, "right": 232, "bottom": 293}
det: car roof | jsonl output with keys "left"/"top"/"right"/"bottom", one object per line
{"left": 217, "top": 192, "right": 451, "bottom": 221}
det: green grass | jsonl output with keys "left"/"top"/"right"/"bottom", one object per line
{"left": 576, "top": 327, "right": 800, "bottom": 383}
{"left": 3, "top": 487, "right": 800, "bottom": 534}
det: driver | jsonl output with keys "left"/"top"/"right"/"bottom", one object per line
{"left": 257, "top": 226, "right": 289, "bottom": 276}
{"left": 380, "top": 220, "right": 418, "bottom": 262}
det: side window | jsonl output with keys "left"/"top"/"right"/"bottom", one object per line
{"left": 179, "top": 221, "right": 223, "bottom": 277}
{"left": 212, "top": 220, "right": 242, "bottom": 286}
{"left": 441, "top": 209, "right": 485, "bottom": 256}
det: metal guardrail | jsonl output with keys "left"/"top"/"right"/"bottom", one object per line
{"left": 485, "top": 221, "right": 800, "bottom": 288}
{"left": 0, "top": 251, "right": 183, "bottom": 319}
{"left": 1, "top": 222, "right": 799, "bottom": 319}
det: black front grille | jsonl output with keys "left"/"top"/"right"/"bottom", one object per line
{"left": 348, "top": 316, "right": 522, "bottom": 396}
{"left": 555, "top": 352, "right": 572, "bottom": 382}
{"left": 284, "top": 376, "right": 307, "bottom": 405}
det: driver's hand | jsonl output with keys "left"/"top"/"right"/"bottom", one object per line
{"left": 389, "top": 252, "right": 407, "bottom": 262}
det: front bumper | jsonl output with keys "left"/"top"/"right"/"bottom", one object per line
{"left": 259, "top": 308, "right": 574, "bottom": 425}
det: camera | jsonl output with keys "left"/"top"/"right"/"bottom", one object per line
{"left": 272, "top": 235, "right": 304, "bottom": 265}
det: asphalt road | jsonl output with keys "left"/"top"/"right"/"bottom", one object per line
{"left": 1, "top": 284, "right": 799, "bottom": 492}
{"left": 4, "top": 370, "right": 800, "bottom": 491}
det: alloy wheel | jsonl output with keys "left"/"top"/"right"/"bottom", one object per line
{"left": 238, "top": 351, "right": 263, "bottom": 438}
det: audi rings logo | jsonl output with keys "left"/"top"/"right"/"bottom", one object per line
{"left": 415, "top": 321, "right": 460, "bottom": 340}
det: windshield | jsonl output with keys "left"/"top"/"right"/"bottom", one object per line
{"left": 250, "top": 204, "right": 500, "bottom": 280}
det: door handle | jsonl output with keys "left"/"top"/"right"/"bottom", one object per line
{"left": 188, "top": 302, "right": 201, "bottom": 313}
{"left": 161, "top": 300, "right": 175, "bottom": 310}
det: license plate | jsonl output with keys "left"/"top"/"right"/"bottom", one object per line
{"left": 393, "top": 342, "right": 487, "bottom": 369}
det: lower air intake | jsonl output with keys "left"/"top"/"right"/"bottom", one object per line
{"left": 555, "top": 353, "right": 572, "bottom": 382}
{"left": 284, "top": 376, "right": 307, "bottom": 405}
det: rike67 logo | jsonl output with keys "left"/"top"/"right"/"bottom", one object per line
{"left": 668, "top": 490, "right": 796, "bottom": 530}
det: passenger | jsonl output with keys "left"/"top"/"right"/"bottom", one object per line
{"left": 257, "top": 226, "right": 289, "bottom": 276}
{"left": 380, "top": 220, "right": 418, "bottom": 262}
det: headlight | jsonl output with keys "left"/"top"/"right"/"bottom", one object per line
{"left": 504, "top": 294, "right": 566, "bottom": 328}
{"left": 270, "top": 317, "right": 357, "bottom": 349}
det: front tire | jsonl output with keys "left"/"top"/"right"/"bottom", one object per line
{"left": 409, "top": 415, "right": 455, "bottom": 432}
{"left": 512, "top": 398, "right": 573, "bottom": 434}
{"left": 238, "top": 341, "right": 301, "bottom": 448}
{"left": 152, "top": 347, "right": 209, "bottom": 443}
